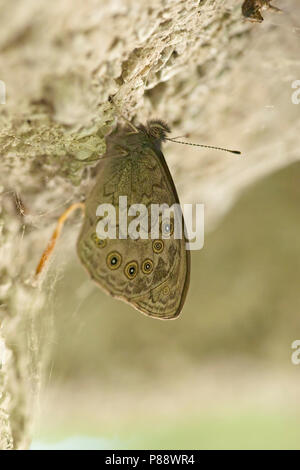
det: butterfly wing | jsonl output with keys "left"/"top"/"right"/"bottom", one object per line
{"left": 77, "top": 129, "right": 190, "bottom": 319}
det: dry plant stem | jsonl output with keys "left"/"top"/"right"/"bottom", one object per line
{"left": 35, "top": 203, "right": 85, "bottom": 276}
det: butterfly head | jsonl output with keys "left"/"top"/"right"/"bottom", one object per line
{"left": 146, "top": 120, "right": 171, "bottom": 143}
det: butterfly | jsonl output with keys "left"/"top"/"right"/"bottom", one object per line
{"left": 76, "top": 120, "right": 190, "bottom": 320}
{"left": 35, "top": 118, "right": 240, "bottom": 320}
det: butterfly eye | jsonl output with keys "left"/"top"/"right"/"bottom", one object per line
{"left": 152, "top": 239, "right": 164, "bottom": 254}
{"left": 142, "top": 259, "right": 153, "bottom": 274}
{"left": 91, "top": 233, "right": 107, "bottom": 248}
{"left": 125, "top": 261, "right": 138, "bottom": 280}
{"left": 106, "top": 252, "right": 122, "bottom": 270}
{"left": 161, "top": 220, "right": 174, "bottom": 237}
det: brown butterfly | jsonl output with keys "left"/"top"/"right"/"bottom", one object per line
{"left": 76, "top": 120, "right": 190, "bottom": 320}
{"left": 35, "top": 119, "right": 240, "bottom": 320}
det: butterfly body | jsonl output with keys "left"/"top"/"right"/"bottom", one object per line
{"left": 77, "top": 121, "right": 190, "bottom": 319}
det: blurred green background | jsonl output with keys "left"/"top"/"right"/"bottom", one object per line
{"left": 33, "top": 162, "right": 300, "bottom": 450}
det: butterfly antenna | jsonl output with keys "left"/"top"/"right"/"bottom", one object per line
{"left": 166, "top": 138, "right": 241, "bottom": 155}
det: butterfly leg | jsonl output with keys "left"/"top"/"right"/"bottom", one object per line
{"left": 119, "top": 115, "right": 139, "bottom": 135}
{"left": 108, "top": 95, "right": 139, "bottom": 134}
{"left": 35, "top": 202, "right": 85, "bottom": 277}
